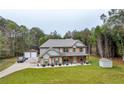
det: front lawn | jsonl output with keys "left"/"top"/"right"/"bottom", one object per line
{"left": 0, "top": 58, "right": 16, "bottom": 72}
{"left": 0, "top": 56, "right": 124, "bottom": 84}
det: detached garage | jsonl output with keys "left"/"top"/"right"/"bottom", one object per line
{"left": 24, "top": 49, "right": 37, "bottom": 58}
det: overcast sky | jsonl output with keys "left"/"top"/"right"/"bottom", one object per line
{"left": 0, "top": 9, "right": 108, "bottom": 36}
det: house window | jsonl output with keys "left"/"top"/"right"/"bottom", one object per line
{"left": 73, "top": 48, "right": 76, "bottom": 52}
{"left": 63, "top": 48, "right": 68, "bottom": 52}
{"left": 79, "top": 48, "right": 83, "bottom": 52}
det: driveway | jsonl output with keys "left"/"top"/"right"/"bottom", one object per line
{"left": 0, "top": 57, "right": 39, "bottom": 78}
{"left": 0, "top": 62, "right": 32, "bottom": 78}
{"left": 0, "top": 57, "right": 90, "bottom": 78}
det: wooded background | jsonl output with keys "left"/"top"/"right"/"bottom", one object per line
{"left": 0, "top": 9, "right": 124, "bottom": 59}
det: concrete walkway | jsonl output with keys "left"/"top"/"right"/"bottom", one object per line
{"left": 0, "top": 61, "right": 91, "bottom": 78}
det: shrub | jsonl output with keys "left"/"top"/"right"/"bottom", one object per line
{"left": 51, "top": 63, "right": 54, "bottom": 67}
{"left": 47, "top": 63, "right": 50, "bottom": 66}
{"left": 59, "top": 63, "right": 61, "bottom": 66}
{"left": 42, "top": 64, "right": 46, "bottom": 67}
{"left": 66, "top": 63, "right": 68, "bottom": 65}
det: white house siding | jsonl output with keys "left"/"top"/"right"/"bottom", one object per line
{"left": 40, "top": 48, "right": 47, "bottom": 55}
{"left": 43, "top": 54, "right": 49, "bottom": 59}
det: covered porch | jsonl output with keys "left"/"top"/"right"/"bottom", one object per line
{"left": 49, "top": 56, "right": 62, "bottom": 65}
{"left": 62, "top": 56, "right": 87, "bottom": 64}
{"left": 62, "top": 52, "right": 88, "bottom": 64}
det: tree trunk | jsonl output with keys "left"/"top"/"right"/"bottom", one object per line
{"left": 97, "top": 36, "right": 103, "bottom": 57}
{"left": 96, "top": 43, "right": 99, "bottom": 55}
{"left": 104, "top": 35, "right": 109, "bottom": 58}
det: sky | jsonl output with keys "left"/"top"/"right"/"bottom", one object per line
{"left": 0, "top": 9, "right": 108, "bottom": 36}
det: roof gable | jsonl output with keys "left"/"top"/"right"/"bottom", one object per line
{"left": 73, "top": 40, "right": 86, "bottom": 47}
{"left": 40, "top": 48, "right": 61, "bottom": 57}
{"left": 47, "top": 50, "right": 60, "bottom": 56}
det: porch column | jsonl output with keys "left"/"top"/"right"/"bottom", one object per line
{"left": 49, "top": 58, "right": 52, "bottom": 64}
{"left": 72, "top": 57, "right": 73, "bottom": 63}
{"left": 51, "top": 57, "right": 54, "bottom": 64}
{"left": 40, "top": 58, "right": 43, "bottom": 64}
{"left": 73, "top": 56, "right": 77, "bottom": 64}
{"left": 59, "top": 57, "right": 62, "bottom": 64}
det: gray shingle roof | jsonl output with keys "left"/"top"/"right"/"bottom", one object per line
{"left": 40, "top": 39, "right": 86, "bottom": 48}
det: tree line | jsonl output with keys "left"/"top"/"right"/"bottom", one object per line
{"left": 0, "top": 16, "right": 61, "bottom": 59}
{"left": 64, "top": 9, "right": 124, "bottom": 59}
{"left": 0, "top": 9, "right": 124, "bottom": 59}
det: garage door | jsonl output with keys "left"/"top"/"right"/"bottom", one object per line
{"left": 24, "top": 52, "right": 37, "bottom": 58}
{"left": 24, "top": 52, "right": 30, "bottom": 58}
{"left": 31, "top": 52, "right": 37, "bottom": 58}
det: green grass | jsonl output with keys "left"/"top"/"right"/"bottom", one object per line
{"left": 0, "top": 58, "right": 16, "bottom": 72}
{"left": 0, "top": 56, "right": 124, "bottom": 84}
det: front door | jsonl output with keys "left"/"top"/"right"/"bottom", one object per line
{"left": 62, "top": 57, "right": 68, "bottom": 64}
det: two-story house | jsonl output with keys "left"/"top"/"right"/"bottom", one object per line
{"left": 39, "top": 39, "right": 88, "bottom": 65}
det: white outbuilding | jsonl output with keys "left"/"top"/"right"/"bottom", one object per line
{"left": 99, "top": 58, "right": 113, "bottom": 68}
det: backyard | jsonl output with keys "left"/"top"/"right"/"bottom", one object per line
{"left": 0, "top": 56, "right": 124, "bottom": 84}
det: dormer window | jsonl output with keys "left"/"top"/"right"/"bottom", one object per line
{"left": 63, "top": 48, "right": 68, "bottom": 52}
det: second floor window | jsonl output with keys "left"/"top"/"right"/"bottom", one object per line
{"left": 79, "top": 48, "right": 83, "bottom": 52}
{"left": 63, "top": 48, "right": 68, "bottom": 52}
